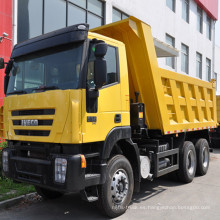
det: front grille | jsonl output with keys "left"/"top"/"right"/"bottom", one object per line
{"left": 11, "top": 109, "right": 55, "bottom": 137}
{"left": 16, "top": 161, "right": 38, "bottom": 173}
{"left": 13, "top": 120, "right": 53, "bottom": 126}
{"left": 14, "top": 130, "right": 50, "bottom": 136}
{"left": 12, "top": 109, "right": 55, "bottom": 116}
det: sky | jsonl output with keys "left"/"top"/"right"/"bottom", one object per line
{"left": 216, "top": 2, "right": 220, "bottom": 47}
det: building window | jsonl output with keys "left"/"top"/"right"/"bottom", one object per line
{"left": 68, "top": 0, "right": 104, "bottom": 29}
{"left": 181, "top": 43, "right": 189, "bottom": 74}
{"left": 17, "top": 0, "right": 105, "bottom": 43}
{"left": 166, "top": 0, "right": 175, "bottom": 12}
{"left": 165, "top": 34, "right": 175, "bottom": 69}
{"left": 214, "top": 73, "right": 218, "bottom": 91}
{"left": 17, "top": 0, "right": 43, "bottom": 43}
{"left": 112, "top": 8, "right": 129, "bottom": 22}
{"left": 182, "top": 0, "right": 189, "bottom": 23}
{"left": 44, "top": 0, "right": 66, "bottom": 33}
{"left": 68, "top": 3, "right": 87, "bottom": 25}
{"left": 197, "top": 7, "right": 203, "bottom": 33}
{"left": 206, "top": 58, "right": 211, "bottom": 81}
{"left": 196, "top": 52, "right": 202, "bottom": 79}
{"left": 206, "top": 16, "right": 212, "bottom": 40}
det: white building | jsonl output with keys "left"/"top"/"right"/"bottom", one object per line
{"left": 215, "top": 45, "right": 220, "bottom": 94}
{"left": 105, "top": 0, "right": 217, "bottom": 82}
{"left": 14, "top": 0, "right": 218, "bottom": 82}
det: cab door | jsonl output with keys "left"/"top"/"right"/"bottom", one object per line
{"left": 82, "top": 43, "right": 122, "bottom": 143}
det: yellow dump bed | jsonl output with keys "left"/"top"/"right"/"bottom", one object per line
{"left": 216, "top": 96, "right": 220, "bottom": 123}
{"left": 91, "top": 16, "right": 217, "bottom": 134}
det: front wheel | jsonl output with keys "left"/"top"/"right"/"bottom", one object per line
{"left": 35, "top": 186, "right": 64, "bottom": 199}
{"left": 97, "top": 155, "right": 134, "bottom": 218}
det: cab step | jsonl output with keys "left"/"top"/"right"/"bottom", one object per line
{"left": 85, "top": 173, "right": 101, "bottom": 187}
{"left": 80, "top": 185, "right": 99, "bottom": 202}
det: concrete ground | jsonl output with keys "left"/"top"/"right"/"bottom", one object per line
{"left": 0, "top": 149, "right": 219, "bottom": 220}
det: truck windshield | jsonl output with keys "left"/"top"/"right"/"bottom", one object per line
{"left": 7, "top": 43, "right": 83, "bottom": 95}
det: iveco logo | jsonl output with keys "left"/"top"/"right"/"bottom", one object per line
{"left": 21, "top": 120, "right": 38, "bottom": 126}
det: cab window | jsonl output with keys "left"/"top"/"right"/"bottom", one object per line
{"left": 87, "top": 44, "right": 119, "bottom": 89}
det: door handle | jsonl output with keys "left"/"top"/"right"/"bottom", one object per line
{"left": 114, "top": 114, "right": 121, "bottom": 123}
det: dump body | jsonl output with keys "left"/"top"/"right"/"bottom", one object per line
{"left": 216, "top": 96, "right": 220, "bottom": 123}
{"left": 91, "top": 17, "right": 217, "bottom": 134}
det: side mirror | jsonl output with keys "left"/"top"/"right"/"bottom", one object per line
{"left": 4, "top": 75, "right": 10, "bottom": 94}
{"left": 95, "top": 43, "right": 108, "bottom": 57}
{"left": 94, "top": 59, "right": 107, "bottom": 90}
{"left": 0, "top": 58, "right": 5, "bottom": 69}
{"left": 94, "top": 43, "right": 108, "bottom": 90}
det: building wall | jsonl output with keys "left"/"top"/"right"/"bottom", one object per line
{"left": 2, "top": 0, "right": 218, "bottom": 101}
{"left": 0, "top": 0, "right": 13, "bottom": 106}
{"left": 12, "top": 0, "right": 217, "bottom": 83}
{"left": 215, "top": 45, "right": 220, "bottom": 94}
{"left": 105, "top": 0, "right": 215, "bottom": 81}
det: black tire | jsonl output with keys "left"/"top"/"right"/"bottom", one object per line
{"left": 97, "top": 155, "right": 134, "bottom": 218}
{"left": 178, "top": 141, "right": 197, "bottom": 183}
{"left": 195, "top": 139, "right": 210, "bottom": 176}
{"left": 35, "top": 186, "right": 64, "bottom": 199}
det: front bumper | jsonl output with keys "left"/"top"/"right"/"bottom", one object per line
{"left": 3, "top": 147, "right": 86, "bottom": 192}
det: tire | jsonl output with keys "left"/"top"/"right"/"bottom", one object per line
{"left": 35, "top": 186, "right": 64, "bottom": 199}
{"left": 178, "top": 141, "right": 197, "bottom": 183}
{"left": 97, "top": 155, "right": 134, "bottom": 218}
{"left": 195, "top": 139, "right": 209, "bottom": 176}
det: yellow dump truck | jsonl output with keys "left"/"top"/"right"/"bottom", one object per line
{"left": 0, "top": 17, "right": 217, "bottom": 217}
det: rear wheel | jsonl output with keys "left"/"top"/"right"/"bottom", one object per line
{"left": 178, "top": 141, "right": 197, "bottom": 183}
{"left": 195, "top": 139, "right": 209, "bottom": 176}
{"left": 97, "top": 155, "right": 134, "bottom": 218}
{"left": 35, "top": 186, "right": 64, "bottom": 199}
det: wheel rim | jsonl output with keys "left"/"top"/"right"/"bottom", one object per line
{"left": 202, "top": 146, "right": 209, "bottom": 168}
{"left": 187, "top": 150, "right": 195, "bottom": 175}
{"left": 111, "top": 169, "right": 129, "bottom": 205}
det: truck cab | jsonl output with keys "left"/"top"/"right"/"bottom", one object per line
{"left": 3, "top": 24, "right": 130, "bottom": 144}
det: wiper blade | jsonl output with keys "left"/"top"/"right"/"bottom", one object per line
{"left": 33, "top": 85, "right": 59, "bottom": 91}
{"left": 7, "top": 90, "right": 27, "bottom": 95}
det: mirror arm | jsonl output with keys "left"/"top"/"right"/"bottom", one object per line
{"left": 88, "top": 89, "right": 99, "bottom": 98}
{"left": 5, "top": 59, "right": 14, "bottom": 75}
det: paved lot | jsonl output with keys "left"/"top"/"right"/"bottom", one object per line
{"left": 0, "top": 149, "right": 220, "bottom": 220}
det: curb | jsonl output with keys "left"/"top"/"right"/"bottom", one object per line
{"left": 0, "top": 192, "right": 37, "bottom": 210}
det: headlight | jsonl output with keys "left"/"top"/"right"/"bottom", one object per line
{"left": 54, "top": 158, "right": 67, "bottom": 183}
{"left": 2, "top": 150, "right": 9, "bottom": 172}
